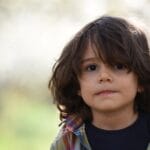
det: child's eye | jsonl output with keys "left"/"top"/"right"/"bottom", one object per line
{"left": 114, "top": 63, "right": 126, "bottom": 70}
{"left": 86, "top": 64, "right": 97, "bottom": 71}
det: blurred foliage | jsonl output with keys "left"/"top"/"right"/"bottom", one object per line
{"left": 0, "top": 88, "right": 59, "bottom": 150}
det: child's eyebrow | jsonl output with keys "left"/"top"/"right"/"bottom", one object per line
{"left": 81, "top": 57, "right": 98, "bottom": 64}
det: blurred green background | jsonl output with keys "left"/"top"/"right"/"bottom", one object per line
{"left": 0, "top": 0, "right": 150, "bottom": 150}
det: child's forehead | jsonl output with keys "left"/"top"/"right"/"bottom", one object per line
{"left": 81, "top": 43, "right": 104, "bottom": 61}
{"left": 82, "top": 46, "right": 95, "bottom": 57}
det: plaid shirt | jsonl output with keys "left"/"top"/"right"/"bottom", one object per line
{"left": 50, "top": 115, "right": 150, "bottom": 150}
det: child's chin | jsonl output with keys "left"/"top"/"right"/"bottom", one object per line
{"left": 94, "top": 103, "right": 121, "bottom": 113}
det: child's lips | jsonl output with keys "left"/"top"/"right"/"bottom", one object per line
{"left": 95, "top": 90, "right": 117, "bottom": 96}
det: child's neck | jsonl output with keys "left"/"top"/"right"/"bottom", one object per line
{"left": 92, "top": 109, "right": 138, "bottom": 131}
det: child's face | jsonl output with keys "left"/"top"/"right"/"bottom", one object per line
{"left": 78, "top": 46, "right": 140, "bottom": 119}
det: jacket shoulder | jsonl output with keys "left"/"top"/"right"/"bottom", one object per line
{"left": 50, "top": 126, "right": 77, "bottom": 150}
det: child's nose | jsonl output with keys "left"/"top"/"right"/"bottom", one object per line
{"left": 98, "top": 65, "right": 113, "bottom": 83}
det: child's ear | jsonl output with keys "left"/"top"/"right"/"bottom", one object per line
{"left": 137, "top": 86, "right": 144, "bottom": 93}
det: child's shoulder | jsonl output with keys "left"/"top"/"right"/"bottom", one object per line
{"left": 50, "top": 125, "right": 74, "bottom": 150}
{"left": 50, "top": 116, "right": 84, "bottom": 150}
{"left": 54, "top": 115, "right": 84, "bottom": 140}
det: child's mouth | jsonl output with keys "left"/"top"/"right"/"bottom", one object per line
{"left": 95, "top": 90, "right": 117, "bottom": 96}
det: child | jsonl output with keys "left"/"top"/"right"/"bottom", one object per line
{"left": 49, "top": 16, "right": 150, "bottom": 150}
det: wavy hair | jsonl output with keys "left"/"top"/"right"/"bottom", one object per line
{"left": 49, "top": 16, "right": 150, "bottom": 122}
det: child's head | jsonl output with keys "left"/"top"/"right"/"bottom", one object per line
{"left": 49, "top": 16, "right": 150, "bottom": 121}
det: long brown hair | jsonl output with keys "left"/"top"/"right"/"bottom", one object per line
{"left": 49, "top": 16, "right": 150, "bottom": 122}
